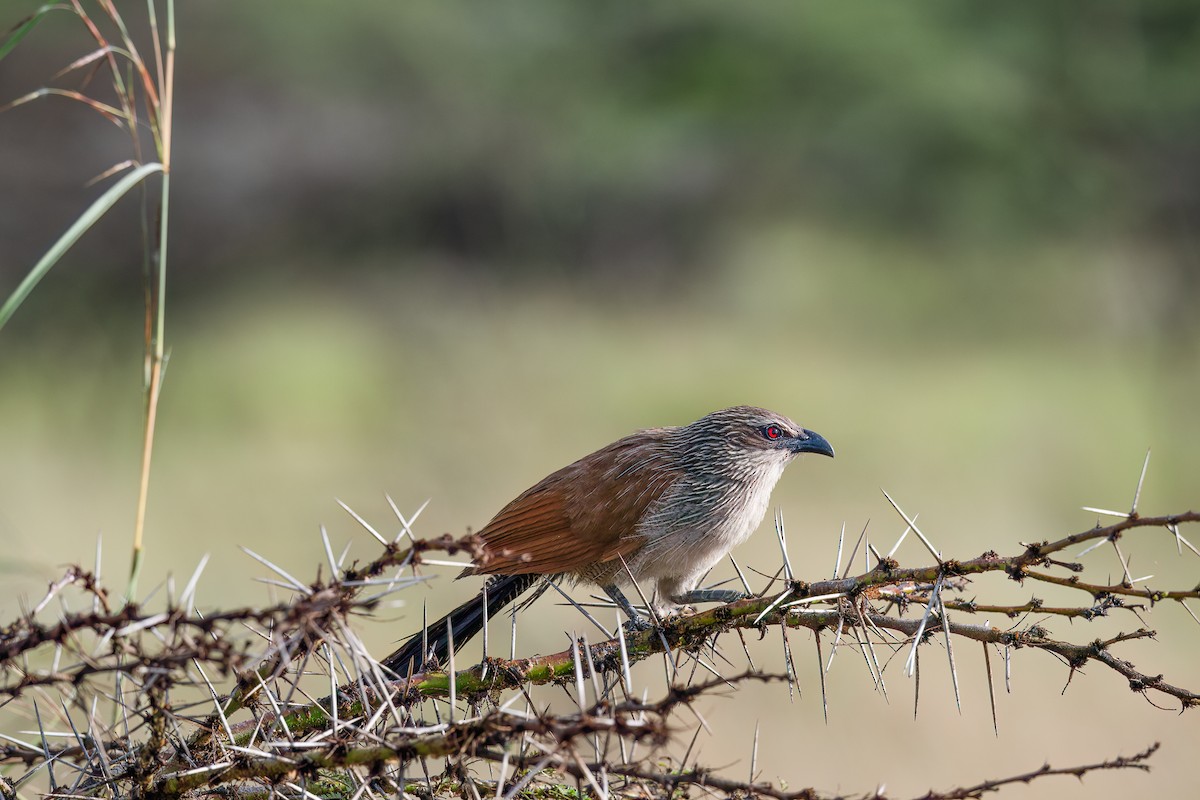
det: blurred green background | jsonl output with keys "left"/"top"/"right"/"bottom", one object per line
{"left": 2, "top": 1, "right": 1198, "bottom": 797}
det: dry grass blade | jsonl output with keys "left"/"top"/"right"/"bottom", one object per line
{"left": 51, "top": 43, "right": 131, "bottom": 81}
{"left": 0, "top": 86, "right": 128, "bottom": 122}
{"left": 84, "top": 158, "right": 138, "bottom": 187}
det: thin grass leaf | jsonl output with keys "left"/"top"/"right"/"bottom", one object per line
{"left": 0, "top": 5, "right": 63, "bottom": 63}
{"left": 0, "top": 86, "right": 129, "bottom": 123}
{"left": 52, "top": 43, "right": 132, "bottom": 80}
{"left": 0, "top": 162, "right": 163, "bottom": 331}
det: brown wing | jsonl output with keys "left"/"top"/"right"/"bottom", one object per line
{"left": 468, "top": 429, "right": 679, "bottom": 576}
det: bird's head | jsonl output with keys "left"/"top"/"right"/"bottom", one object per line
{"left": 674, "top": 406, "right": 834, "bottom": 478}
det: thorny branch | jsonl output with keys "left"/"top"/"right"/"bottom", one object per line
{"left": 472, "top": 739, "right": 1160, "bottom": 800}
{"left": 385, "top": 510, "right": 1200, "bottom": 710}
{"left": 0, "top": 508, "right": 1195, "bottom": 799}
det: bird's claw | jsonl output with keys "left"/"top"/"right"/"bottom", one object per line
{"left": 621, "top": 616, "right": 655, "bottom": 634}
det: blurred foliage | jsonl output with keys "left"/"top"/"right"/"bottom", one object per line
{"left": 2, "top": 0, "right": 1198, "bottom": 304}
{"left": 216, "top": 1, "right": 1200, "bottom": 269}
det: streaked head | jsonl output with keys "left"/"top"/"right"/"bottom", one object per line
{"left": 673, "top": 405, "right": 834, "bottom": 477}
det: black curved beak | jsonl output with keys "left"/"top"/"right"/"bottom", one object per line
{"left": 790, "top": 428, "right": 835, "bottom": 458}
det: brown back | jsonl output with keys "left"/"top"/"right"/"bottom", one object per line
{"left": 467, "top": 429, "right": 680, "bottom": 576}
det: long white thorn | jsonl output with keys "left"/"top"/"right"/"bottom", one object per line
{"left": 240, "top": 547, "right": 310, "bottom": 594}
{"left": 881, "top": 490, "right": 940, "bottom": 562}
{"left": 336, "top": 498, "right": 387, "bottom": 546}
{"left": 1131, "top": 448, "right": 1151, "bottom": 515}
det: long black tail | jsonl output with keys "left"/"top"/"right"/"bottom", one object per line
{"left": 381, "top": 573, "right": 543, "bottom": 675}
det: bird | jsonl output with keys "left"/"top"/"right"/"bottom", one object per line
{"left": 381, "top": 405, "right": 833, "bottom": 675}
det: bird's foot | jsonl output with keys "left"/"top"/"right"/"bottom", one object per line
{"left": 620, "top": 616, "right": 655, "bottom": 635}
{"left": 671, "top": 588, "right": 747, "bottom": 605}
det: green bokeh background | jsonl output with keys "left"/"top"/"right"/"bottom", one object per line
{"left": 2, "top": 2, "right": 1197, "bottom": 797}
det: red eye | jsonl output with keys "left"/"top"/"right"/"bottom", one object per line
{"left": 764, "top": 425, "right": 782, "bottom": 440}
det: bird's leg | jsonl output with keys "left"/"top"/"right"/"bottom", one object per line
{"left": 671, "top": 588, "right": 747, "bottom": 605}
{"left": 603, "top": 584, "right": 654, "bottom": 632}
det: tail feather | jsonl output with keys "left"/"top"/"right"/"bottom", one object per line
{"left": 381, "top": 573, "right": 543, "bottom": 675}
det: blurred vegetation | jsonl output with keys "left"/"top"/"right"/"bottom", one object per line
{"left": 2, "top": 1, "right": 1199, "bottom": 315}
{"left": 2, "top": 3, "right": 1199, "bottom": 798}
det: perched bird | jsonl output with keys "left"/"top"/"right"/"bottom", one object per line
{"left": 382, "top": 406, "right": 833, "bottom": 674}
